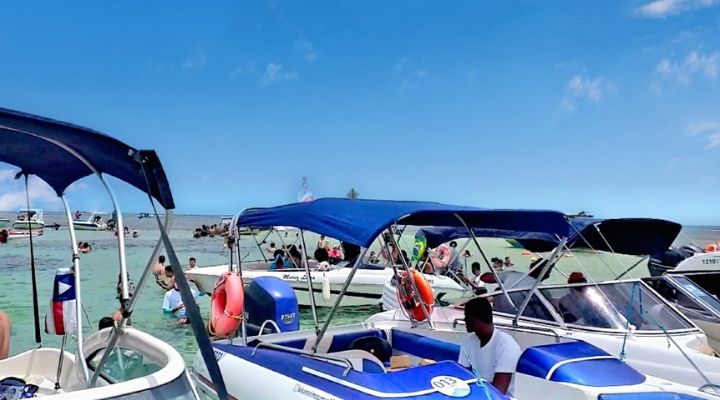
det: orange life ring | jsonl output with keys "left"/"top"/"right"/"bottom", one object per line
{"left": 706, "top": 243, "right": 719, "bottom": 253}
{"left": 209, "top": 272, "right": 244, "bottom": 337}
{"left": 396, "top": 269, "right": 434, "bottom": 321}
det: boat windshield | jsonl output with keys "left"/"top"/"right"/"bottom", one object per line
{"left": 538, "top": 281, "right": 694, "bottom": 331}
{"left": 645, "top": 276, "right": 720, "bottom": 323}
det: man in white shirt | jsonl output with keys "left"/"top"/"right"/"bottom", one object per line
{"left": 458, "top": 297, "right": 522, "bottom": 395}
{"left": 162, "top": 283, "right": 199, "bottom": 325}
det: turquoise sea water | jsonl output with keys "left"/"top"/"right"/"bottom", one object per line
{"left": 1, "top": 211, "right": 718, "bottom": 365}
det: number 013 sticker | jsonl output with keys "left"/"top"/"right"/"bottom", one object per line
{"left": 430, "top": 376, "right": 471, "bottom": 397}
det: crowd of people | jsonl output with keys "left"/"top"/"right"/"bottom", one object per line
{"left": 152, "top": 255, "right": 200, "bottom": 325}
{"left": 193, "top": 224, "right": 230, "bottom": 238}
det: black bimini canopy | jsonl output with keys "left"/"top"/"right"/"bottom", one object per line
{"left": 0, "top": 107, "right": 174, "bottom": 209}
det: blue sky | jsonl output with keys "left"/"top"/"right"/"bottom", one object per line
{"left": 0, "top": 1, "right": 719, "bottom": 224}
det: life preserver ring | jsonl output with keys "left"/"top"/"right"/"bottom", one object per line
{"left": 430, "top": 244, "right": 452, "bottom": 269}
{"left": 209, "top": 272, "right": 244, "bottom": 337}
{"left": 396, "top": 269, "right": 434, "bottom": 321}
{"left": 706, "top": 242, "right": 720, "bottom": 253}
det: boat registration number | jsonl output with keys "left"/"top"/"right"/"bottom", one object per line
{"left": 430, "top": 376, "right": 471, "bottom": 397}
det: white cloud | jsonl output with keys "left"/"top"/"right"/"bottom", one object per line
{"left": 561, "top": 75, "right": 617, "bottom": 112}
{"left": 392, "top": 58, "right": 431, "bottom": 92}
{"left": 294, "top": 38, "right": 319, "bottom": 63}
{"left": 655, "top": 51, "right": 719, "bottom": 85}
{"left": 229, "top": 62, "right": 257, "bottom": 79}
{"left": 685, "top": 121, "right": 720, "bottom": 147}
{"left": 0, "top": 169, "right": 16, "bottom": 182}
{"left": 0, "top": 176, "right": 60, "bottom": 211}
{"left": 182, "top": 54, "right": 207, "bottom": 71}
{"left": 259, "top": 63, "right": 298, "bottom": 86}
{"left": 636, "top": 0, "right": 718, "bottom": 18}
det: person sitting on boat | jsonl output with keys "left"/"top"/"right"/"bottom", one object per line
{"left": 265, "top": 242, "right": 278, "bottom": 255}
{"left": 270, "top": 250, "right": 289, "bottom": 270}
{"left": 162, "top": 281, "right": 199, "bottom": 325}
{"left": 316, "top": 235, "right": 329, "bottom": 251}
{"left": 558, "top": 272, "right": 614, "bottom": 328}
{"left": 367, "top": 251, "right": 378, "bottom": 264}
{"left": 287, "top": 244, "right": 303, "bottom": 268}
{"left": 0, "top": 309, "right": 10, "bottom": 360}
{"left": 469, "top": 262, "right": 487, "bottom": 295}
{"left": 315, "top": 247, "right": 332, "bottom": 271}
{"left": 328, "top": 245, "right": 344, "bottom": 263}
{"left": 459, "top": 296, "right": 521, "bottom": 395}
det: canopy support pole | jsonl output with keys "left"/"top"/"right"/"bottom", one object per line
{"left": 454, "top": 213, "right": 518, "bottom": 312}
{"left": 98, "top": 173, "right": 130, "bottom": 303}
{"left": 312, "top": 248, "right": 369, "bottom": 353}
{"left": 299, "top": 229, "right": 320, "bottom": 334}
{"left": 20, "top": 174, "right": 42, "bottom": 348}
{"left": 615, "top": 256, "right": 648, "bottom": 280}
{"left": 89, "top": 211, "right": 172, "bottom": 388}
{"left": 60, "top": 195, "right": 90, "bottom": 384}
{"left": 513, "top": 238, "right": 567, "bottom": 326}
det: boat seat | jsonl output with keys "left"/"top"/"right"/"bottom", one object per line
{"left": 390, "top": 329, "right": 460, "bottom": 362}
{"left": 329, "top": 350, "right": 386, "bottom": 374}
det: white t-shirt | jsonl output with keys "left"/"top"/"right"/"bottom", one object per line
{"left": 162, "top": 288, "right": 199, "bottom": 318}
{"left": 458, "top": 330, "right": 522, "bottom": 395}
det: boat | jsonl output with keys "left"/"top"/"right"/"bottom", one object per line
{"left": 188, "top": 260, "right": 469, "bottom": 307}
{"left": 6, "top": 229, "right": 44, "bottom": 240}
{"left": 0, "top": 107, "right": 227, "bottom": 399}
{"left": 192, "top": 199, "right": 719, "bottom": 399}
{"left": 72, "top": 212, "right": 108, "bottom": 231}
{"left": 12, "top": 208, "right": 45, "bottom": 230}
{"left": 368, "top": 217, "right": 720, "bottom": 390}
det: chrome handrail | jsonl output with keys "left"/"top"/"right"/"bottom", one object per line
{"left": 453, "top": 318, "right": 561, "bottom": 343}
{"left": 256, "top": 320, "right": 282, "bottom": 336}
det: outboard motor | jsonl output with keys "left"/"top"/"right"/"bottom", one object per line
{"left": 648, "top": 246, "right": 699, "bottom": 276}
{"left": 244, "top": 277, "right": 299, "bottom": 336}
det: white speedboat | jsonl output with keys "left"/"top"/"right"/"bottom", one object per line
{"left": 368, "top": 278, "right": 720, "bottom": 389}
{"left": 12, "top": 208, "right": 45, "bottom": 230}
{"left": 0, "top": 108, "right": 217, "bottom": 399}
{"left": 72, "top": 212, "right": 108, "bottom": 231}
{"left": 192, "top": 199, "right": 720, "bottom": 399}
{"left": 187, "top": 261, "right": 469, "bottom": 307}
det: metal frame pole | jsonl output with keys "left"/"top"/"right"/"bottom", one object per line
{"left": 60, "top": 196, "right": 90, "bottom": 383}
{"left": 312, "top": 248, "right": 369, "bottom": 352}
{"left": 385, "top": 228, "right": 434, "bottom": 327}
{"left": 299, "top": 229, "right": 320, "bottom": 333}
{"left": 453, "top": 213, "right": 518, "bottom": 311}
{"left": 513, "top": 238, "right": 567, "bottom": 326}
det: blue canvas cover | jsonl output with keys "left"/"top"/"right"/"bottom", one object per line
{"left": 0, "top": 107, "right": 174, "bottom": 209}
{"left": 423, "top": 218, "right": 681, "bottom": 256}
{"left": 238, "top": 198, "right": 570, "bottom": 248}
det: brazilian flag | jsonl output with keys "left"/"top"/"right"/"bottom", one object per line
{"left": 412, "top": 230, "right": 427, "bottom": 261}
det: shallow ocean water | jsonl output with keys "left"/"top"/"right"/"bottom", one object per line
{"left": 1, "top": 211, "right": 717, "bottom": 366}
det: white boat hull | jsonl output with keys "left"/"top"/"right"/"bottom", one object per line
{"left": 72, "top": 221, "right": 107, "bottom": 231}
{"left": 0, "top": 327, "right": 197, "bottom": 399}
{"left": 12, "top": 221, "right": 45, "bottom": 230}
{"left": 186, "top": 264, "right": 471, "bottom": 307}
